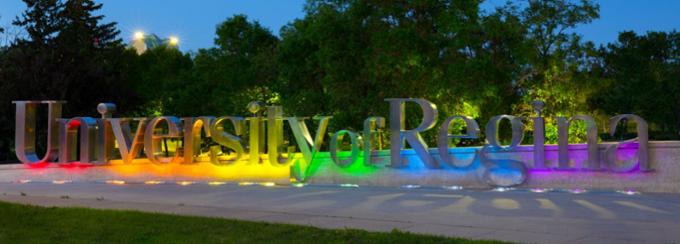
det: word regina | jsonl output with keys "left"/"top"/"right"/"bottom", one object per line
{"left": 13, "top": 99, "right": 650, "bottom": 187}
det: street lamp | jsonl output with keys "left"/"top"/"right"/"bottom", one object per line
{"left": 134, "top": 31, "right": 145, "bottom": 40}
{"left": 168, "top": 36, "right": 179, "bottom": 46}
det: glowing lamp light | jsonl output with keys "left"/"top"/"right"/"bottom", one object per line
{"left": 239, "top": 182, "right": 255, "bottom": 186}
{"left": 168, "top": 36, "right": 179, "bottom": 46}
{"left": 144, "top": 180, "right": 164, "bottom": 185}
{"left": 105, "top": 180, "right": 126, "bottom": 185}
{"left": 568, "top": 188, "right": 587, "bottom": 194}
{"left": 291, "top": 183, "right": 306, "bottom": 188}
{"left": 530, "top": 188, "right": 551, "bottom": 193}
{"left": 442, "top": 185, "right": 463, "bottom": 190}
{"left": 617, "top": 190, "right": 640, "bottom": 195}
{"left": 400, "top": 184, "right": 421, "bottom": 189}
{"left": 133, "top": 31, "right": 145, "bottom": 40}
{"left": 260, "top": 182, "right": 276, "bottom": 187}
{"left": 17, "top": 180, "right": 32, "bottom": 184}
{"left": 52, "top": 180, "right": 71, "bottom": 184}
{"left": 208, "top": 181, "right": 226, "bottom": 186}
{"left": 176, "top": 181, "right": 194, "bottom": 186}
{"left": 339, "top": 183, "right": 359, "bottom": 188}
{"left": 491, "top": 187, "right": 513, "bottom": 192}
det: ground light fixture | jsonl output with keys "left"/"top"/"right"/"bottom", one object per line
{"left": 291, "top": 183, "right": 306, "bottom": 188}
{"left": 567, "top": 188, "right": 588, "bottom": 194}
{"left": 52, "top": 180, "right": 71, "bottom": 184}
{"left": 400, "top": 184, "right": 421, "bottom": 189}
{"left": 144, "top": 180, "right": 164, "bottom": 185}
{"left": 208, "top": 181, "right": 226, "bottom": 186}
{"left": 105, "top": 180, "right": 125, "bottom": 185}
{"left": 617, "top": 190, "right": 641, "bottom": 195}
{"left": 339, "top": 183, "right": 359, "bottom": 188}
{"left": 176, "top": 181, "right": 194, "bottom": 186}
{"left": 442, "top": 185, "right": 464, "bottom": 190}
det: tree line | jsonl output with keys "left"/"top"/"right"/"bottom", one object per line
{"left": 0, "top": 0, "right": 679, "bottom": 162}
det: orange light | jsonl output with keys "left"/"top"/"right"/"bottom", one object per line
{"left": 144, "top": 180, "right": 164, "bottom": 185}
{"left": 52, "top": 180, "right": 71, "bottom": 184}
{"left": 176, "top": 181, "right": 194, "bottom": 186}
{"left": 105, "top": 180, "right": 126, "bottom": 185}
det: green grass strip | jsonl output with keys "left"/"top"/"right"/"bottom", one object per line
{"left": 0, "top": 200, "right": 506, "bottom": 243}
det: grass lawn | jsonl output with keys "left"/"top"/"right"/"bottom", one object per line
{"left": 0, "top": 201, "right": 504, "bottom": 243}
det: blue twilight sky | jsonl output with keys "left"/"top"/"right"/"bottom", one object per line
{"left": 1, "top": 0, "right": 680, "bottom": 52}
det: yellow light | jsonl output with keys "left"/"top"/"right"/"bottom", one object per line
{"left": 239, "top": 182, "right": 255, "bottom": 186}
{"left": 106, "top": 180, "right": 126, "bottom": 185}
{"left": 177, "top": 181, "right": 194, "bottom": 186}
{"left": 134, "top": 31, "right": 145, "bottom": 40}
{"left": 168, "top": 36, "right": 179, "bottom": 45}
{"left": 260, "top": 182, "right": 276, "bottom": 187}
{"left": 144, "top": 180, "right": 164, "bottom": 185}
{"left": 208, "top": 181, "right": 226, "bottom": 186}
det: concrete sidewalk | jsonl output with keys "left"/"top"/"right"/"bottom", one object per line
{"left": 1, "top": 182, "right": 679, "bottom": 243}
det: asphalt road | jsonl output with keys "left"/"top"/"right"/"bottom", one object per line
{"left": 1, "top": 181, "right": 679, "bottom": 243}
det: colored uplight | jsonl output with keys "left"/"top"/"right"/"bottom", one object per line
{"left": 530, "top": 188, "right": 551, "bottom": 193}
{"left": 134, "top": 31, "right": 144, "bottom": 40}
{"left": 176, "top": 181, "right": 194, "bottom": 186}
{"left": 144, "top": 180, "right": 164, "bottom": 185}
{"left": 239, "top": 182, "right": 255, "bottom": 186}
{"left": 339, "top": 183, "right": 359, "bottom": 188}
{"left": 105, "top": 180, "right": 126, "bottom": 185}
{"left": 401, "top": 184, "right": 421, "bottom": 189}
{"left": 168, "top": 36, "right": 179, "bottom": 45}
{"left": 52, "top": 180, "right": 71, "bottom": 184}
{"left": 17, "top": 180, "right": 32, "bottom": 184}
{"left": 208, "top": 181, "right": 226, "bottom": 186}
{"left": 568, "top": 188, "right": 587, "bottom": 194}
{"left": 491, "top": 187, "right": 513, "bottom": 192}
{"left": 617, "top": 190, "right": 641, "bottom": 195}
{"left": 291, "top": 182, "right": 306, "bottom": 188}
{"left": 442, "top": 185, "right": 463, "bottom": 190}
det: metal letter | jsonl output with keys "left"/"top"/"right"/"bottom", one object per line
{"left": 267, "top": 106, "right": 290, "bottom": 166}
{"left": 110, "top": 118, "right": 147, "bottom": 164}
{"left": 58, "top": 117, "right": 98, "bottom": 164}
{"left": 437, "top": 115, "right": 479, "bottom": 168}
{"left": 485, "top": 115, "right": 524, "bottom": 151}
{"left": 13, "top": 101, "right": 64, "bottom": 164}
{"left": 556, "top": 115, "right": 599, "bottom": 170}
{"left": 330, "top": 130, "right": 360, "bottom": 167}
{"left": 287, "top": 116, "right": 331, "bottom": 181}
{"left": 385, "top": 98, "right": 439, "bottom": 168}
{"left": 210, "top": 116, "right": 245, "bottom": 165}
{"left": 96, "top": 103, "right": 116, "bottom": 164}
{"left": 531, "top": 100, "right": 546, "bottom": 169}
{"left": 181, "top": 117, "right": 214, "bottom": 164}
{"left": 144, "top": 116, "right": 182, "bottom": 164}
{"left": 605, "top": 114, "right": 650, "bottom": 172}
{"left": 362, "top": 116, "right": 386, "bottom": 167}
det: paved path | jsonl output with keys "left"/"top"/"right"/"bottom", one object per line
{"left": 1, "top": 182, "right": 679, "bottom": 243}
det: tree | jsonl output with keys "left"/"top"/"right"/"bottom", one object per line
{"left": 168, "top": 15, "right": 279, "bottom": 116}
{"left": 0, "top": 0, "right": 139, "bottom": 161}
{"left": 590, "top": 31, "right": 680, "bottom": 139}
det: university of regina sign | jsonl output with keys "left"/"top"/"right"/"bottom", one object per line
{"left": 13, "top": 98, "right": 650, "bottom": 187}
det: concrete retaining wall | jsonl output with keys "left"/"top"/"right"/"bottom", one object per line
{"left": 1, "top": 141, "right": 679, "bottom": 193}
